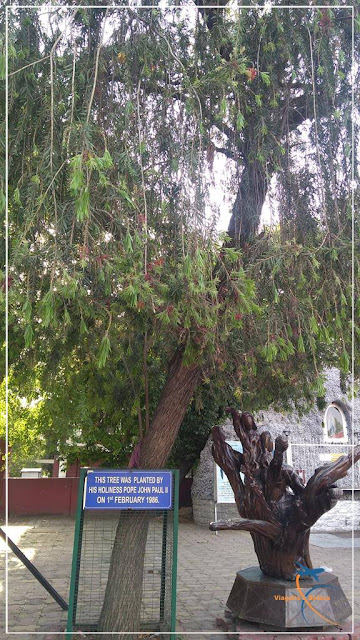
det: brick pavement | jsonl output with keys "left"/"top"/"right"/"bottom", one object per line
{"left": 0, "top": 516, "right": 359, "bottom": 640}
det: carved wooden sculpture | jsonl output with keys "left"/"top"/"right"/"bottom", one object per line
{"left": 210, "top": 408, "right": 360, "bottom": 580}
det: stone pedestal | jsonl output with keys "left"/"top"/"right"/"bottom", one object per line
{"left": 226, "top": 566, "right": 351, "bottom": 629}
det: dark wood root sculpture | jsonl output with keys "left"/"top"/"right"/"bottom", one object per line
{"left": 210, "top": 408, "right": 360, "bottom": 580}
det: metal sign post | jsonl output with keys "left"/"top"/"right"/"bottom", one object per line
{"left": 66, "top": 468, "right": 179, "bottom": 638}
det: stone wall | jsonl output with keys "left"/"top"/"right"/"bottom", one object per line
{"left": 192, "top": 494, "right": 360, "bottom": 532}
{"left": 192, "top": 368, "right": 360, "bottom": 532}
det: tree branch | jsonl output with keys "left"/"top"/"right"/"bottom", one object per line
{"left": 214, "top": 146, "right": 236, "bottom": 160}
{"left": 86, "top": 8, "right": 109, "bottom": 124}
{"left": 211, "top": 424, "right": 245, "bottom": 515}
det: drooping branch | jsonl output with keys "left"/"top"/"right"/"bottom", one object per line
{"left": 193, "top": 0, "right": 232, "bottom": 59}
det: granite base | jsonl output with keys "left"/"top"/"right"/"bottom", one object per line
{"left": 226, "top": 566, "right": 351, "bottom": 629}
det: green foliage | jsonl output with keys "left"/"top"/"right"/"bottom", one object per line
{"left": 76, "top": 187, "right": 90, "bottom": 222}
{"left": 98, "top": 335, "right": 111, "bottom": 369}
{"left": 236, "top": 111, "right": 245, "bottom": 131}
{"left": 1, "top": 3, "right": 358, "bottom": 467}
{"left": 0, "top": 380, "right": 46, "bottom": 476}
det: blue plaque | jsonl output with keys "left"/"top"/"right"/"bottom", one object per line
{"left": 84, "top": 470, "right": 173, "bottom": 510}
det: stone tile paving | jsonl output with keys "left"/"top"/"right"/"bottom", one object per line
{"left": 309, "top": 534, "right": 360, "bottom": 549}
{"left": 1, "top": 517, "right": 71, "bottom": 639}
{"left": 175, "top": 524, "right": 360, "bottom": 639}
{"left": 0, "top": 517, "right": 359, "bottom": 640}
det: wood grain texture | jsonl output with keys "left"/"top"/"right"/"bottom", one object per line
{"left": 211, "top": 407, "right": 360, "bottom": 580}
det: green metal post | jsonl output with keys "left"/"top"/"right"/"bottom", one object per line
{"left": 160, "top": 509, "right": 168, "bottom": 624}
{"left": 66, "top": 468, "right": 87, "bottom": 638}
{"left": 170, "top": 469, "right": 179, "bottom": 635}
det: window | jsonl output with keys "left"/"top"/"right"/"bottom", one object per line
{"left": 323, "top": 402, "right": 348, "bottom": 443}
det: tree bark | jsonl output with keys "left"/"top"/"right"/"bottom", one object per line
{"left": 228, "top": 160, "right": 268, "bottom": 246}
{"left": 98, "top": 512, "right": 149, "bottom": 640}
{"left": 139, "top": 348, "right": 201, "bottom": 468}
{"left": 210, "top": 518, "right": 282, "bottom": 539}
{"left": 98, "top": 349, "right": 201, "bottom": 635}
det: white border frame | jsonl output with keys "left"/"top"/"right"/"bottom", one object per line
{"left": 5, "top": 2, "right": 356, "bottom": 635}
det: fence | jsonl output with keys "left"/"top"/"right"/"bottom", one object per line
{"left": 67, "top": 468, "right": 179, "bottom": 636}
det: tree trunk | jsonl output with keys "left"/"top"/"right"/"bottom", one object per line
{"left": 98, "top": 512, "right": 149, "bottom": 639}
{"left": 139, "top": 348, "right": 201, "bottom": 468}
{"left": 98, "top": 349, "right": 201, "bottom": 635}
{"left": 228, "top": 160, "right": 268, "bottom": 246}
{"left": 175, "top": 162, "right": 270, "bottom": 482}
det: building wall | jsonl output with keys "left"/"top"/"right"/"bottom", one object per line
{"left": 192, "top": 368, "right": 360, "bottom": 532}
{"left": 0, "top": 477, "right": 80, "bottom": 516}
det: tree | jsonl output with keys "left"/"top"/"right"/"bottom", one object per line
{"left": 1, "top": 2, "right": 358, "bottom": 635}
{"left": 0, "top": 378, "right": 46, "bottom": 476}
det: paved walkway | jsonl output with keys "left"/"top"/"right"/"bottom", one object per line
{"left": 0, "top": 515, "right": 359, "bottom": 639}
